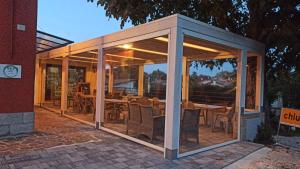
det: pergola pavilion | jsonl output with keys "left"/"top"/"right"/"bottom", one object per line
{"left": 35, "top": 14, "right": 265, "bottom": 159}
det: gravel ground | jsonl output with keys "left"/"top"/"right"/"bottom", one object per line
{"left": 226, "top": 136, "right": 300, "bottom": 169}
{"left": 246, "top": 146, "right": 300, "bottom": 169}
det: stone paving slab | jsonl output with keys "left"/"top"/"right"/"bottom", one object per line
{"left": 0, "top": 139, "right": 263, "bottom": 169}
{"left": 0, "top": 107, "right": 264, "bottom": 169}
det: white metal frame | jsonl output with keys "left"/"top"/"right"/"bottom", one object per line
{"left": 164, "top": 27, "right": 184, "bottom": 158}
{"left": 96, "top": 29, "right": 171, "bottom": 152}
{"left": 36, "top": 14, "right": 265, "bottom": 159}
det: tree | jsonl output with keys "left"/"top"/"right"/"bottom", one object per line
{"left": 88, "top": 0, "right": 300, "bottom": 125}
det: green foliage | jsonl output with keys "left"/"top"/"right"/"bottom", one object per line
{"left": 270, "top": 72, "right": 300, "bottom": 109}
{"left": 254, "top": 123, "right": 274, "bottom": 145}
{"left": 88, "top": 0, "right": 300, "bottom": 116}
{"left": 87, "top": 0, "right": 300, "bottom": 82}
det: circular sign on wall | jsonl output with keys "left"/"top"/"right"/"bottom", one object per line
{"left": 3, "top": 65, "right": 19, "bottom": 78}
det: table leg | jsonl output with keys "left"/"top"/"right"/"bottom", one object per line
{"left": 204, "top": 109, "right": 208, "bottom": 126}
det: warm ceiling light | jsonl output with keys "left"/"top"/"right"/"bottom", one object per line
{"left": 105, "top": 53, "right": 146, "bottom": 61}
{"left": 119, "top": 44, "right": 132, "bottom": 49}
{"left": 69, "top": 59, "right": 97, "bottom": 64}
{"left": 155, "top": 37, "right": 219, "bottom": 53}
{"left": 117, "top": 44, "right": 167, "bottom": 56}
{"left": 129, "top": 47, "right": 167, "bottom": 56}
{"left": 106, "top": 59, "right": 119, "bottom": 63}
{"left": 69, "top": 55, "right": 97, "bottom": 61}
{"left": 155, "top": 37, "right": 168, "bottom": 42}
{"left": 88, "top": 51, "right": 98, "bottom": 54}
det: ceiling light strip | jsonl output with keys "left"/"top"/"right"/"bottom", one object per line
{"left": 69, "top": 55, "right": 97, "bottom": 61}
{"left": 155, "top": 37, "right": 219, "bottom": 53}
{"left": 105, "top": 53, "right": 146, "bottom": 61}
{"left": 117, "top": 45, "right": 167, "bottom": 56}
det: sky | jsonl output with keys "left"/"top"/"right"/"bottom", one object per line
{"left": 38, "top": 0, "right": 131, "bottom": 42}
{"left": 38, "top": 0, "right": 234, "bottom": 76}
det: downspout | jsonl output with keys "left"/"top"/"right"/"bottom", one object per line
{"left": 11, "top": 0, "right": 14, "bottom": 58}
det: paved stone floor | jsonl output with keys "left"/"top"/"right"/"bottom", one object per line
{"left": 0, "top": 107, "right": 264, "bottom": 169}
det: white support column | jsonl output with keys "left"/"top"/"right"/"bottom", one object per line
{"left": 164, "top": 27, "right": 183, "bottom": 160}
{"left": 236, "top": 50, "right": 247, "bottom": 140}
{"left": 61, "top": 56, "right": 69, "bottom": 114}
{"left": 34, "top": 56, "right": 41, "bottom": 105}
{"left": 255, "top": 55, "right": 265, "bottom": 112}
{"left": 41, "top": 64, "right": 46, "bottom": 105}
{"left": 108, "top": 65, "right": 114, "bottom": 94}
{"left": 95, "top": 48, "right": 105, "bottom": 129}
{"left": 138, "top": 65, "right": 144, "bottom": 96}
{"left": 182, "top": 56, "right": 189, "bottom": 102}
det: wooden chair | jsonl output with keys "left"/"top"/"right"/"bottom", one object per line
{"left": 139, "top": 105, "right": 165, "bottom": 141}
{"left": 51, "top": 85, "right": 61, "bottom": 106}
{"left": 126, "top": 102, "right": 142, "bottom": 135}
{"left": 212, "top": 104, "right": 236, "bottom": 133}
{"left": 104, "top": 102, "right": 116, "bottom": 121}
{"left": 181, "top": 108, "right": 201, "bottom": 143}
{"left": 76, "top": 93, "right": 85, "bottom": 113}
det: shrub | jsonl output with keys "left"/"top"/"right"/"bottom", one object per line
{"left": 254, "top": 123, "right": 274, "bottom": 145}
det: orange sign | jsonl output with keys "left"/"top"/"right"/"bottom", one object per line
{"left": 280, "top": 108, "right": 300, "bottom": 128}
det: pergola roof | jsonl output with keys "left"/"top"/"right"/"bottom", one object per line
{"left": 36, "top": 30, "right": 73, "bottom": 54}
{"left": 37, "top": 14, "right": 265, "bottom": 60}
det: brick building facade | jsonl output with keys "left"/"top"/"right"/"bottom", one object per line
{"left": 0, "top": 0, "right": 37, "bottom": 136}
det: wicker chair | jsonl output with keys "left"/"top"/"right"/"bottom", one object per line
{"left": 126, "top": 102, "right": 142, "bottom": 135}
{"left": 181, "top": 108, "right": 201, "bottom": 143}
{"left": 137, "top": 97, "right": 152, "bottom": 106}
{"left": 181, "top": 101, "right": 206, "bottom": 125}
{"left": 139, "top": 105, "right": 165, "bottom": 141}
{"left": 72, "top": 93, "right": 81, "bottom": 113}
{"left": 152, "top": 97, "right": 162, "bottom": 116}
{"left": 212, "top": 104, "right": 236, "bottom": 133}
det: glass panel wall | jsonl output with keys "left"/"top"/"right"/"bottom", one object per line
{"left": 41, "top": 57, "right": 62, "bottom": 112}
{"left": 179, "top": 35, "right": 239, "bottom": 153}
{"left": 246, "top": 56, "right": 257, "bottom": 111}
{"left": 65, "top": 50, "right": 98, "bottom": 124}
{"left": 103, "top": 36, "right": 168, "bottom": 148}
{"left": 144, "top": 64, "right": 167, "bottom": 99}
{"left": 113, "top": 66, "right": 138, "bottom": 96}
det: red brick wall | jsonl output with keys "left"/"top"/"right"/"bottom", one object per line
{"left": 0, "top": 0, "right": 37, "bottom": 113}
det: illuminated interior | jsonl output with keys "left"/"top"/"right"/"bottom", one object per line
{"left": 37, "top": 30, "right": 262, "bottom": 157}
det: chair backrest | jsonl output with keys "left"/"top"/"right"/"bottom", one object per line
{"left": 182, "top": 101, "right": 195, "bottom": 109}
{"left": 152, "top": 97, "right": 160, "bottom": 106}
{"left": 227, "top": 103, "right": 236, "bottom": 121}
{"left": 140, "top": 105, "right": 154, "bottom": 126}
{"left": 152, "top": 97, "right": 160, "bottom": 115}
{"left": 77, "top": 83, "right": 90, "bottom": 95}
{"left": 113, "top": 92, "right": 123, "bottom": 99}
{"left": 137, "top": 97, "right": 152, "bottom": 106}
{"left": 182, "top": 108, "right": 200, "bottom": 128}
{"left": 128, "top": 102, "right": 141, "bottom": 123}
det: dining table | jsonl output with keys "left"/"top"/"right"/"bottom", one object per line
{"left": 194, "top": 103, "right": 231, "bottom": 127}
{"left": 105, "top": 98, "right": 128, "bottom": 121}
{"left": 150, "top": 99, "right": 229, "bottom": 127}
{"left": 79, "top": 94, "right": 96, "bottom": 114}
